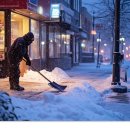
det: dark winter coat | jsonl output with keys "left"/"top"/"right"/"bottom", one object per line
{"left": 8, "top": 37, "right": 30, "bottom": 64}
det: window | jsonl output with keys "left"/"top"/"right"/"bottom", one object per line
{"left": 0, "top": 11, "right": 5, "bottom": 60}
{"left": 40, "top": 23, "right": 46, "bottom": 59}
{"left": 11, "top": 12, "right": 29, "bottom": 44}
{"left": 73, "top": 0, "right": 80, "bottom": 12}
{"left": 49, "top": 25, "right": 71, "bottom": 58}
{"left": 49, "top": 25, "right": 61, "bottom": 58}
{"left": 61, "top": 34, "right": 70, "bottom": 55}
{"left": 30, "top": 19, "right": 40, "bottom": 59}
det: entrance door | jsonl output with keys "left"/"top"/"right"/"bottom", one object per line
{"left": 11, "top": 12, "right": 29, "bottom": 76}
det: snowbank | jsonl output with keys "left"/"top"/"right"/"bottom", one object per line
{"left": 11, "top": 83, "right": 123, "bottom": 121}
{"left": 20, "top": 67, "right": 70, "bottom": 83}
{"left": 1, "top": 66, "right": 124, "bottom": 121}
{"left": 0, "top": 91, "right": 18, "bottom": 121}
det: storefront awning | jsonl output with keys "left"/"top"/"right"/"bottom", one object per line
{"left": 0, "top": 0, "right": 27, "bottom": 9}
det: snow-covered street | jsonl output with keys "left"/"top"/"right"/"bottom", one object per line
{"left": 0, "top": 62, "right": 130, "bottom": 121}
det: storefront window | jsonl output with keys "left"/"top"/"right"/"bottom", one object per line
{"left": 49, "top": 25, "right": 61, "bottom": 58}
{"left": 40, "top": 23, "right": 46, "bottom": 59}
{"left": 0, "top": 11, "right": 5, "bottom": 60}
{"left": 30, "top": 19, "right": 40, "bottom": 59}
{"left": 49, "top": 25, "right": 71, "bottom": 58}
{"left": 11, "top": 13, "right": 29, "bottom": 43}
{"left": 75, "top": 38, "right": 79, "bottom": 63}
{"left": 61, "top": 34, "right": 70, "bottom": 56}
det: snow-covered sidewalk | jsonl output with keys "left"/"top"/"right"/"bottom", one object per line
{"left": 0, "top": 62, "right": 130, "bottom": 121}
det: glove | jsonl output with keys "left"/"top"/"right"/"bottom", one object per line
{"left": 26, "top": 59, "right": 31, "bottom": 66}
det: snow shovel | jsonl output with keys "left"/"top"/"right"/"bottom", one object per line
{"left": 23, "top": 59, "right": 67, "bottom": 92}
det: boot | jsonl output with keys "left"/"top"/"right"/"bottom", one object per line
{"left": 10, "top": 85, "right": 24, "bottom": 91}
{"left": 10, "top": 82, "right": 14, "bottom": 90}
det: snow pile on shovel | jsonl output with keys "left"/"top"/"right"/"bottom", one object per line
{"left": 0, "top": 91, "right": 18, "bottom": 121}
{"left": 20, "top": 67, "right": 70, "bottom": 83}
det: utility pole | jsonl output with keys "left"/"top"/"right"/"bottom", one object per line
{"left": 92, "top": 12, "right": 96, "bottom": 62}
{"left": 111, "top": 0, "right": 127, "bottom": 93}
{"left": 96, "top": 33, "right": 101, "bottom": 68}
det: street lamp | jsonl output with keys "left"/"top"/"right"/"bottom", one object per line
{"left": 96, "top": 33, "right": 101, "bottom": 68}
{"left": 120, "top": 37, "right": 125, "bottom": 54}
{"left": 91, "top": 12, "right": 96, "bottom": 62}
{"left": 120, "top": 37, "right": 125, "bottom": 63}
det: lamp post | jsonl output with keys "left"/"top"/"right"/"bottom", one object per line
{"left": 111, "top": 0, "right": 127, "bottom": 93}
{"left": 96, "top": 33, "right": 101, "bottom": 68}
{"left": 91, "top": 12, "right": 96, "bottom": 62}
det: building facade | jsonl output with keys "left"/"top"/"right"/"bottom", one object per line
{"left": 0, "top": 0, "right": 82, "bottom": 78}
{"left": 80, "top": 7, "right": 93, "bottom": 63}
{"left": 0, "top": 0, "right": 49, "bottom": 77}
{"left": 45, "top": 0, "right": 81, "bottom": 70}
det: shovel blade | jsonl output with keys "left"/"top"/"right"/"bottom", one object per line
{"left": 48, "top": 81, "right": 67, "bottom": 92}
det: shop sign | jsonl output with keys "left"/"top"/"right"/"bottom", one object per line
{"left": 50, "top": 4, "right": 60, "bottom": 19}
{"left": 0, "top": 0, "right": 27, "bottom": 9}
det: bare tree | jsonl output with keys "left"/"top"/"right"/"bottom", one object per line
{"left": 93, "top": 0, "right": 130, "bottom": 36}
{"left": 83, "top": 0, "right": 130, "bottom": 63}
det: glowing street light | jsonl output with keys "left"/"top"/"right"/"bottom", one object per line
{"left": 120, "top": 36, "right": 125, "bottom": 53}
{"left": 123, "top": 42, "right": 126, "bottom": 45}
{"left": 120, "top": 37, "right": 125, "bottom": 42}
{"left": 91, "top": 12, "right": 96, "bottom": 62}
{"left": 126, "top": 47, "right": 128, "bottom": 51}
{"left": 97, "top": 38, "right": 101, "bottom": 42}
{"left": 104, "top": 43, "right": 107, "bottom": 46}
{"left": 96, "top": 33, "right": 101, "bottom": 68}
{"left": 100, "top": 49, "right": 104, "bottom": 54}
{"left": 81, "top": 43, "right": 86, "bottom": 48}
{"left": 91, "top": 30, "right": 96, "bottom": 35}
